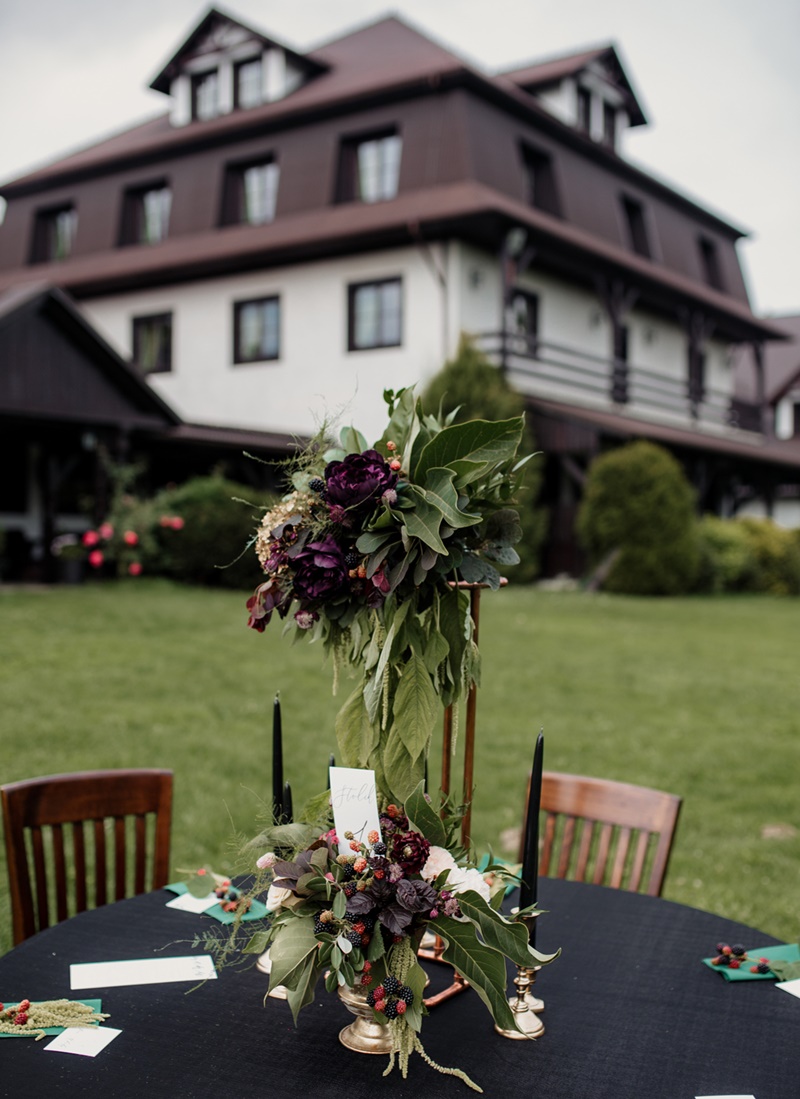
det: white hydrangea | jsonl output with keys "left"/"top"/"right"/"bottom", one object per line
{"left": 421, "top": 845, "right": 458, "bottom": 882}
{"left": 448, "top": 866, "right": 492, "bottom": 903}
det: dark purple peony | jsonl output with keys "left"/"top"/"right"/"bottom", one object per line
{"left": 324, "top": 450, "right": 397, "bottom": 516}
{"left": 289, "top": 536, "right": 349, "bottom": 603}
{"left": 246, "top": 578, "right": 291, "bottom": 631}
{"left": 391, "top": 830, "right": 431, "bottom": 875}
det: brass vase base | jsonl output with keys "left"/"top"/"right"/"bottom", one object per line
{"left": 338, "top": 984, "right": 394, "bottom": 1054}
{"left": 494, "top": 964, "right": 545, "bottom": 1041}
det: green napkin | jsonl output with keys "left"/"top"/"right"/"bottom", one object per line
{"left": 165, "top": 882, "right": 268, "bottom": 923}
{"left": 0, "top": 998, "right": 103, "bottom": 1037}
{"left": 702, "top": 943, "right": 800, "bottom": 981}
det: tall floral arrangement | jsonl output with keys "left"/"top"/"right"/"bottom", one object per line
{"left": 246, "top": 386, "right": 530, "bottom": 803}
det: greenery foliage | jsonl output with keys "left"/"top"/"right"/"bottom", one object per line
{"left": 694, "top": 515, "right": 800, "bottom": 595}
{"left": 734, "top": 517, "right": 800, "bottom": 595}
{"left": 421, "top": 335, "right": 546, "bottom": 582}
{"left": 577, "top": 440, "right": 700, "bottom": 595}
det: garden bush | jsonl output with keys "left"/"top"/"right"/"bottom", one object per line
{"left": 421, "top": 335, "right": 546, "bottom": 582}
{"left": 577, "top": 440, "right": 700, "bottom": 595}
{"left": 735, "top": 517, "right": 800, "bottom": 595}
{"left": 694, "top": 514, "right": 758, "bottom": 593}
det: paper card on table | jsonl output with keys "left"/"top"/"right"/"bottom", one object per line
{"left": 776, "top": 978, "right": 800, "bottom": 999}
{"left": 329, "top": 767, "right": 382, "bottom": 856}
{"left": 44, "top": 1026, "right": 122, "bottom": 1057}
{"left": 695, "top": 1094, "right": 756, "bottom": 1098}
{"left": 70, "top": 955, "right": 217, "bottom": 990}
{"left": 165, "top": 890, "right": 219, "bottom": 914}
{"left": 163, "top": 882, "right": 269, "bottom": 924}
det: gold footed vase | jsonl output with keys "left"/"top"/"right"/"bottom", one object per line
{"left": 338, "top": 983, "right": 394, "bottom": 1054}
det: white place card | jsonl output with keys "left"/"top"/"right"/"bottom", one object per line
{"left": 166, "top": 890, "right": 219, "bottom": 914}
{"left": 695, "top": 1094, "right": 756, "bottom": 1098}
{"left": 44, "top": 1026, "right": 122, "bottom": 1057}
{"left": 329, "top": 766, "right": 382, "bottom": 856}
{"left": 70, "top": 954, "right": 217, "bottom": 990}
{"left": 776, "top": 977, "right": 800, "bottom": 999}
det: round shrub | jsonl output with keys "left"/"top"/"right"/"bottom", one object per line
{"left": 577, "top": 441, "right": 700, "bottom": 595}
{"left": 694, "top": 515, "right": 758, "bottom": 593}
{"left": 734, "top": 517, "right": 800, "bottom": 595}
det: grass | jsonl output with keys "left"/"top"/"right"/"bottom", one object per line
{"left": 1, "top": 580, "right": 798, "bottom": 957}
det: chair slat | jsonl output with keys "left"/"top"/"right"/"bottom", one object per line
{"left": 52, "top": 823, "right": 68, "bottom": 923}
{"left": 574, "top": 819, "right": 594, "bottom": 882}
{"left": 610, "top": 826, "right": 632, "bottom": 889}
{"left": 629, "top": 830, "right": 651, "bottom": 892}
{"left": 134, "top": 815, "right": 146, "bottom": 894}
{"left": 540, "top": 813, "right": 557, "bottom": 875}
{"left": 74, "top": 821, "right": 88, "bottom": 913}
{"left": 114, "top": 817, "right": 126, "bottom": 900}
{"left": 557, "top": 816, "right": 576, "bottom": 878}
{"left": 31, "top": 827, "right": 50, "bottom": 931}
{"left": 94, "top": 819, "right": 107, "bottom": 907}
{"left": 593, "top": 823, "right": 614, "bottom": 885}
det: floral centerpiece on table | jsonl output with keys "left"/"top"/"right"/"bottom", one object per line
{"left": 247, "top": 784, "right": 556, "bottom": 1091}
{"left": 241, "top": 387, "right": 555, "bottom": 1088}
{"left": 246, "top": 385, "right": 532, "bottom": 804}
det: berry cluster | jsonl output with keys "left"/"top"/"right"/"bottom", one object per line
{"left": 212, "top": 878, "right": 252, "bottom": 915}
{"left": 366, "top": 977, "right": 414, "bottom": 1018}
{"left": 710, "top": 942, "right": 747, "bottom": 968}
{"left": 1, "top": 999, "right": 30, "bottom": 1026}
{"left": 750, "top": 957, "right": 773, "bottom": 975}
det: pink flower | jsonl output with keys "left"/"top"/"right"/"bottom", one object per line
{"left": 159, "top": 515, "right": 172, "bottom": 528}
{"left": 421, "top": 846, "right": 458, "bottom": 883}
{"left": 99, "top": 523, "right": 114, "bottom": 540}
{"left": 170, "top": 517, "right": 184, "bottom": 530}
{"left": 256, "top": 852, "right": 276, "bottom": 870}
{"left": 123, "top": 530, "right": 138, "bottom": 546}
{"left": 82, "top": 530, "right": 100, "bottom": 547}
{"left": 88, "top": 550, "right": 104, "bottom": 568}
{"left": 128, "top": 562, "right": 142, "bottom": 577}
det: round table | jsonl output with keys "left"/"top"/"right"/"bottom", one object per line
{"left": 0, "top": 878, "right": 794, "bottom": 1097}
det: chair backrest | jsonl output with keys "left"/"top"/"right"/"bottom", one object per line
{"left": 2, "top": 769, "right": 173, "bottom": 945}
{"left": 520, "top": 771, "right": 681, "bottom": 897}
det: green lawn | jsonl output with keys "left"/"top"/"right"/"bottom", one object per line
{"left": 1, "top": 580, "right": 798, "bottom": 956}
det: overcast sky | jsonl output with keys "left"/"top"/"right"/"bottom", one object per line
{"left": 1, "top": 0, "right": 797, "bottom": 315}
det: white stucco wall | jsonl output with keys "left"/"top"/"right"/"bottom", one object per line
{"left": 82, "top": 246, "right": 449, "bottom": 443}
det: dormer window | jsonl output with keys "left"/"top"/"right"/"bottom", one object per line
{"left": 699, "top": 236, "right": 724, "bottom": 291}
{"left": 337, "top": 131, "right": 402, "bottom": 204}
{"left": 621, "top": 196, "right": 651, "bottom": 258}
{"left": 192, "top": 70, "right": 219, "bottom": 120}
{"left": 222, "top": 159, "right": 279, "bottom": 225}
{"left": 30, "top": 204, "right": 77, "bottom": 264}
{"left": 120, "top": 183, "right": 171, "bottom": 246}
{"left": 603, "top": 103, "right": 617, "bottom": 149}
{"left": 235, "top": 57, "right": 263, "bottom": 109}
{"left": 577, "top": 87, "right": 592, "bottom": 133}
{"left": 520, "top": 144, "right": 560, "bottom": 216}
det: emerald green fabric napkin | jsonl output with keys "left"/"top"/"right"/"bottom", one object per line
{"left": 0, "top": 999, "right": 103, "bottom": 1037}
{"left": 702, "top": 943, "right": 800, "bottom": 981}
{"left": 165, "top": 882, "right": 268, "bottom": 923}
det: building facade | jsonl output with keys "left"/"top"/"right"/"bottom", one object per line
{"left": 2, "top": 8, "right": 798, "bottom": 577}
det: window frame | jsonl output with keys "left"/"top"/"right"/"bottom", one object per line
{"left": 336, "top": 128, "right": 402, "bottom": 204}
{"left": 577, "top": 87, "right": 592, "bottom": 133}
{"left": 698, "top": 236, "right": 725, "bottom": 291}
{"left": 232, "top": 295, "right": 281, "bottom": 365}
{"left": 221, "top": 157, "right": 279, "bottom": 226}
{"left": 620, "top": 195, "right": 652, "bottom": 258}
{"left": 132, "top": 312, "right": 173, "bottom": 374}
{"left": 29, "top": 203, "right": 77, "bottom": 264}
{"left": 234, "top": 56, "right": 263, "bottom": 109}
{"left": 347, "top": 277, "right": 403, "bottom": 352}
{"left": 191, "top": 68, "right": 220, "bottom": 121}
{"left": 508, "top": 288, "right": 539, "bottom": 358}
{"left": 120, "top": 182, "right": 172, "bottom": 246}
{"left": 520, "top": 143, "right": 561, "bottom": 217}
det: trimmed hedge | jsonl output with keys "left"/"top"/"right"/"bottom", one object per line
{"left": 577, "top": 441, "right": 700, "bottom": 595}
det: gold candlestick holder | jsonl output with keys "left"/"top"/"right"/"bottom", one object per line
{"left": 494, "top": 911, "right": 545, "bottom": 1040}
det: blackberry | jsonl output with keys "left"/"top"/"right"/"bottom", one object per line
{"left": 383, "top": 975, "right": 400, "bottom": 995}
{"left": 366, "top": 990, "right": 376, "bottom": 1007}
{"left": 346, "top": 930, "right": 363, "bottom": 948}
{"left": 731, "top": 944, "right": 746, "bottom": 957}
{"left": 343, "top": 883, "right": 357, "bottom": 898}
{"left": 313, "top": 917, "right": 326, "bottom": 934}
{"left": 342, "top": 865, "right": 355, "bottom": 881}
{"left": 383, "top": 1001, "right": 399, "bottom": 1020}
{"left": 345, "top": 550, "right": 361, "bottom": 568}
{"left": 398, "top": 986, "right": 414, "bottom": 1004}
{"left": 308, "top": 478, "right": 326, "bottom": 494}
{"left": 757, "top": 962, "right": 771, "bottom": 974}
{"left": 372, "top": 841, "right": 387, "bottom": 855}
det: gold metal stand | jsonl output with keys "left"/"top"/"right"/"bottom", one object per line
{"left": 495, "top": 911, "right": 545, "bottom": 1039}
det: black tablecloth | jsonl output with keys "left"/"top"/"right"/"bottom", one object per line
{"left": 0, "top": 878, "right": 794, "bottom": 1098}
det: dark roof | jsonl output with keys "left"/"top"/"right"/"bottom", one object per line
{"left": 530, "top": 394, "right": 800, "bottom": 469}
{"left": 0, "top": 180, "right": 780, "bottom": 341}
{"left": 734, "top": 315, "right": 800, "bottom": 404}
{"left": 148, "top": 6, "right": 327, "bottom": 95}
{"left": 165, "top": 421, "right": 304, "bottom": 452}
{"left": 501, "top": 43, "right": 647, "bottom": 127}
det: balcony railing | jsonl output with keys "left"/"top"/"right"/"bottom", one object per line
{"left": 474, "top": 331, "right": 763, "bottom": 435}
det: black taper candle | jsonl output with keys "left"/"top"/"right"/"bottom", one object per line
{"left": 272, "top": 694, "right": 284, "bottom": 822}
{"left": 283, "top": 781, "right": 293, "bottom": 823}
{"left": 327, "top": 754, "right": 336, "bottom": 789}
{"left": 519, "top": 730, "right": 544, "bottom": 918}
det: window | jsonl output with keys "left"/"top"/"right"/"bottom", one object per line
{"left": 192, "top": 69, "right": 219, "bottom": 120}
{"left": 520, "top": 145, "right": 560, "bottom": 216}
{"left": 222, "top": 160, "right": 279, "bottom": 225}
{"left": 235, "top": 57, "right": 263, "bottom": 109}
{"left": 30, "top": 205, "right": 77, "bottom": 263}
{"left": 603, "top": 103, "right": 617, "bottom": 149}
{"left": 508, "top": 289, "right": 539, "bottom": 357}
{"left": 621, "top": 196, "right": 651, "bottom": 258}
{"left": 132, "top": 313, "right": 172, "bottom": 374}
{"left": 120, "top": 184, "right": 171, "bottom": 245}
{"left": 687, "top": 343, "right": 706, "bottom": 412}
{"left": 699, "top": 237, "right": 724, "bottom": 291}
{"left": 348, "top": 279, "right": 402, "bottom": 350}
{"left": 611, "top": 323, "right": 629, "bottom": 403}
{"left": 577, "top": 87, "right": 592, "bottom": 133}
{"left": 337, "top": 131, "right": 402, "bottom": 204}
{"left": 233, "top": 297, "right": 280, "bottom": 363}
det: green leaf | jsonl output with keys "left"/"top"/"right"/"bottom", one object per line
{"left": 439, "top": 585, "right": 470, "bottom": 691}
{"left": 421, "top": 467, "right": 482, "bottom": 529}
{"left": 356, "top": 530, "right": 392, "bottom": 554}
{"left": 415, "top": 418, "right": 524, "bottom": 484}
{"left": 368, "top": 925, "right": 386, "bottom": 962}
{"left": 242, "top": 930, "right": 270, "bottom": 955}
{"left": 403, "top": 491, "right": 448, "bottom": 554}
{"left": 376, "top": 386, "right": 418, "bottom": 455}
{"left": 382, "top": 728, "right": 424, "bottom": 803}
{"left": 335, "top": 683, "right": 379, "bottom": 768}
{"left": 333, "top": 889, "right": 346, "bottom": 918}
{"left": 403, "top": 957, "right": 428, "bottom": 1032}
{"left": 455, "top": 890, "right": 560, "bottom": 967}
{"left": 422, "top": 624, "right": 450, "bottom": 675}
{"left": 433, "top": 915, "right": 521, "bottom": 1033}
{"left": 458, "top": 553, "right": 501, "bottom": 589}
{"left": 392, "top": 649, "right": 438, "bottom": 762}
{"left": 269, "top": 919, "right": 319, "bottom": 992}
{"left": 285, "top": 955, "right": 323, "bottom": 1024}
{"left": 340, "top": 425, "right": 369, "bottom": 454}
{"left": 405, "top": 781, "right": 447, "bottom": 847}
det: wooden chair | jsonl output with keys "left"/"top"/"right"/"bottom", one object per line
{"left": 520, "top": 771, "right": 682, "bottom": 897}
{"left": 2, "top": 769, "right": 173, "bottom": 945}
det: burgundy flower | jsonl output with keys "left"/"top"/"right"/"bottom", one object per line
{"left": 246, "top": 578, "right": 291, "bottom": 631}
{"left": 289, "top": 537, "right": 349, "bottom": 603}
{"left": 391, "top": 830, "right": 431, "bottom": 875}
{"left": 324, "top": 450, "right": 397, "bottom": 515}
